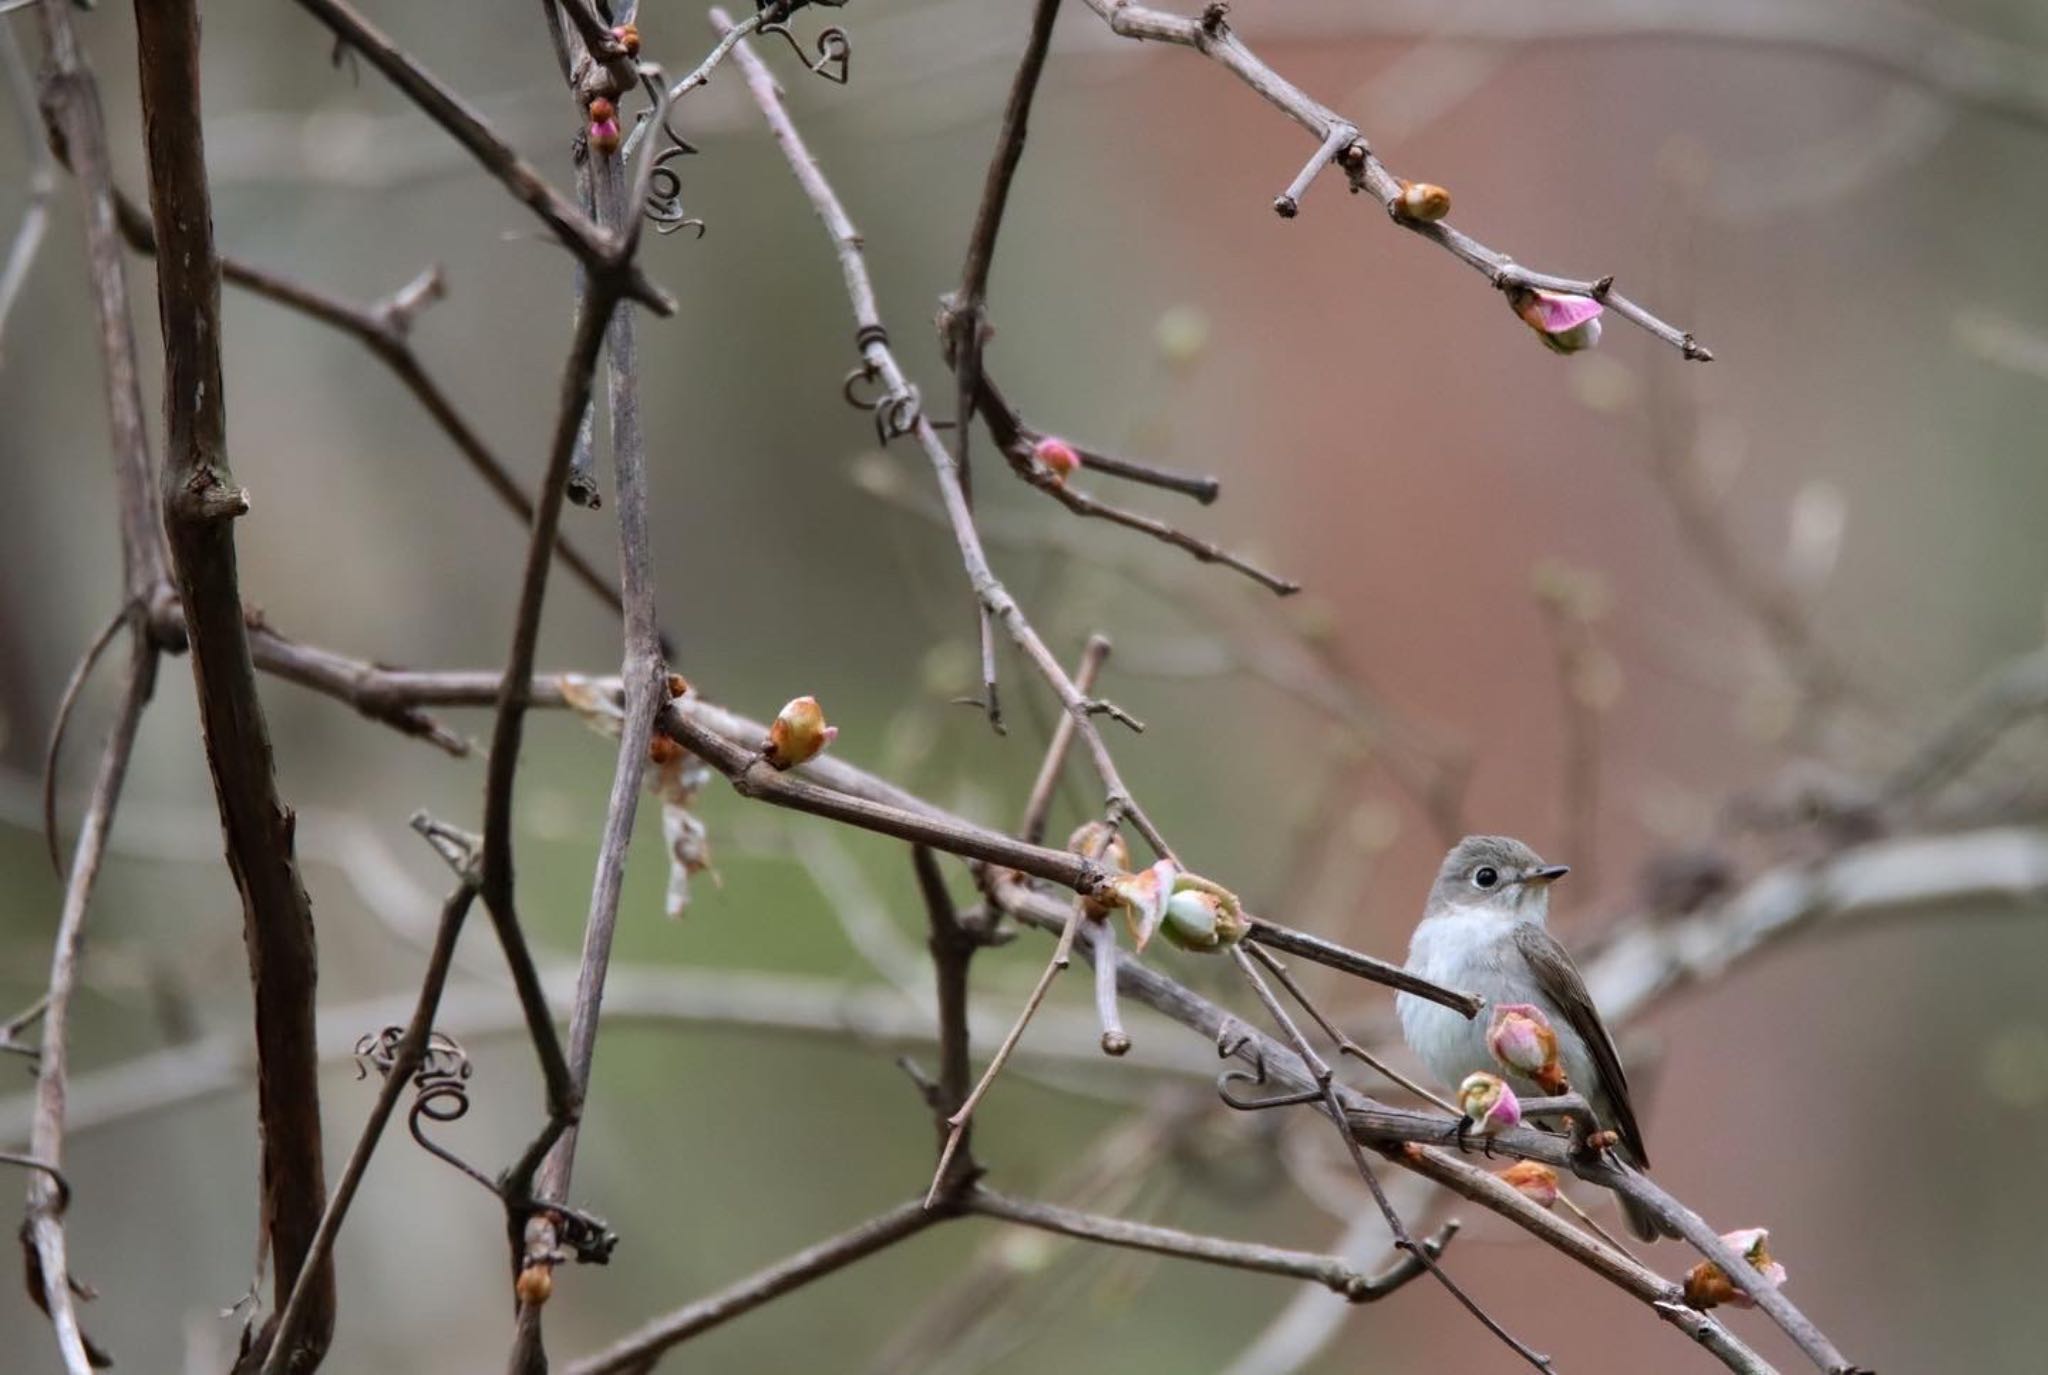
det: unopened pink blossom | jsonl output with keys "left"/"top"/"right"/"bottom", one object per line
{"left": 1511, "top": 287, "right": 1604, "bottom": 354}
{"left": 1458, "top": 1071, "right": 1522, "bottom": 1135}
{"left": 1033, "top": 436, "right": 1080, "bottom": 482}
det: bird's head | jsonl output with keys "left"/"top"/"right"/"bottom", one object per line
{"left": 1426, "top": 835, "right": 1568, "bottom": 922}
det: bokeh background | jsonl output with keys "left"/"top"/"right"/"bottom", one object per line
{"left": 3, "top": 0, "right": 2047, "bottom": 1370}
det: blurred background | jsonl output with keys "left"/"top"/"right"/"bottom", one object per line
{"left": 3, "top": 0, "right": 2047, "bottom": 1370}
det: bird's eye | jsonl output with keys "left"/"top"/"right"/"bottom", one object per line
{"left": 1473, "top": 866, "right": 1499, "bottom": 889}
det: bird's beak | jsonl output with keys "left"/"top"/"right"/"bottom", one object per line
{"left": 1517, "top": 865, "right": 1570, "bottom": 887}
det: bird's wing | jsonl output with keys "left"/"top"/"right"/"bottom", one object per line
{"left": 1512, "top": 922, "right": 1649, "bottom": 1166}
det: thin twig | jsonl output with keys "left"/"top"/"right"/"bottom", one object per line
{"left": 561, "top": 1200, "right": 945, "bottom": 1375}
{"left": 1227, "top": 946, "right": 1555, "bottom": 1372}
{"left": 915, "top": 845, "right": 980, "bottom": 1198}
{"left": 23, "top": 637, "right": 155, "bottom": 1374}
{"left": 31, "top": 0, "right": 168, "bottom": 596}
{"left": 259, "top": 883, "right": 479, "bottom": 1375}
{"left": 293, "top": 0, "right": 673, "bottom": 313}
{"left": 0, "top": 20, "right": 55, "bottom": 355}
{"left": 717, "top": 9, "right": 1174, "bottom": 857}
{"left": 1080, "top": 0, "right": 1711, "bottom": 359}
{"left": 517, "top": 122, "right": 673, "bottom": 1354}
{"left": 926, "top": 896, "right": 1087, "bottom": 1208}
{"left": 1019, "top": 634, "right": 1110, "bottom": 845}
{"left": 107, "top": 197, "right": 634, "bottom": 630}
{"left": 966, "top": 1186, "right": 1453, "bottom": 1301}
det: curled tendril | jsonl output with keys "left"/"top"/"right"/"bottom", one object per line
{"left": 635, "top": 69, "right": 708, "bottom": 238}
{"left": 842, "top": 361, "right": 921, "bottom": 444}
{"left": 646, "top": 146, "right": 708, "bottom": 238}
{"left": 760, "top": 21, "right": 850, "bottom": 84}
{"left": 354, "top": 1026, "right": 498, "bottom": 1195}
{"left": 841, "top": 327, "right": 922, "bottom": 443}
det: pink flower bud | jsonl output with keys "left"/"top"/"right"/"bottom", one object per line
{"left": 1496, "top": 1160, "right": 1560, "bottom": 1208}
{"left": 1457, "top": 1071, "right": 1522, "bottom": 1135}
{"left": 1509, "top": 287, "right": 1604, "bottom": 355}
{"left": 764, "top": 696, "right": 836, "bottom": 769}
{"left": 1032, "top": 436, "right": 1080, "bottom": 483}
{"left": 1683, "top": 1228, "right": 1789, "bottom": 1310}
{"left": 1487, "top": 1002, "right": 1569, "bottom": 1094}
{"left": 587, "top": 97, "right": 621, "bottom": 157}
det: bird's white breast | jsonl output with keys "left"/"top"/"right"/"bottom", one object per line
{"left": 1397, "top": 906, "right": 1597, "bottom": 1098}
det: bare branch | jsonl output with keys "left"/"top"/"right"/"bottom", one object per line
{"left": 965, "top": 1187, "right": 1453, "bottom": 1302}
{"left": 107, "top": 195, "right": 634, "bottom": 630}
{"left": 30, "top": 0, "right": 167, "bottom": 596}
{"left": 23, "top": 636, "right": 155, "bottom": 1374}
{"left": 260, "top": 883, "right": 479, "bottom": 1375}
{"left": 562, "top": 1201, "right": 945, "bottom": 1375}
{"left": 133, "top": 4, "right": 334, "bottom": 1359}
{"left": 1079, "top": 0, "right": 1711, "bottom": 359}
{"left": 291, "top": 0, "right": 672, "bottom": 313}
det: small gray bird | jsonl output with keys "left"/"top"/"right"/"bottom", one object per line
{"left": 1397, "top": 835, "right": 1675, "bottom": 1241}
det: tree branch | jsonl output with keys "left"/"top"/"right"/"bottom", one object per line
{"left": 1079, "top": 0, "right": 1711, "bottom": 359}
{"left": 964, "top": 1186, "right": 1452, "bottom": 1302}
{"left": 133, "top": 0, "right": 334, "bottom": 1361}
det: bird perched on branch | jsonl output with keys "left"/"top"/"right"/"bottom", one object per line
{"left": 1397, "top": 835, "right": 1676, "bottom": 1240}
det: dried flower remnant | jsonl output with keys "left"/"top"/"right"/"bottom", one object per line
{"left": 1394, "top": 180, "right": 1452, "bottom": 222}
{"left": 1069, "top": 820, "right": 1131, "bottom": 920}
{"left": 1684, "top": 1228, "right": 1789, "bottom": 1310}
{"left": 1497, "top": 1160, "right": 1561, "bottom": 1208}
{"left": 1487, "top": 1002, "right": 1569, "bottom": 1094}
{"left": 1107, "top": 858, "right": 1178, "bottom": 950}
{"left": 764, "top": 695, "right": 837, "bottom": 769}
{"left": 1457, "top": 1071, "right": 1523, "bottom": 1138}
{"left": 650, "top": 743, "right": 716, "bottom": 917}
{"left": 1509, "top": 286, "right": 1604, "bottom": 355}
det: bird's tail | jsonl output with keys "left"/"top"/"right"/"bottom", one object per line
{"left": 1612, "top": 1145, "right": 1682, "bottom": 1241}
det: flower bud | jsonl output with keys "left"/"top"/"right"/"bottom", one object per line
{"left": 515, "top": 1264, "right": 554, "bottom": 1307}
{"left": 1159, "top": 878, "right": 1250, "bottom": 952}
{"left": 1683, "top": 1228, "right": 1788, "bottom": 1310}
{"left": 1457, "top": 1071, "right": 1522, "bottom": 1135}
{"left": 1487, "top": 1001, "right": 1569, "bottom": 1094}
{"left": 648, "top": 734, "right": 684, "bottom": 767}
{"left": 1496, "top": 1160, "right": 1560, "bottom": 1208}
{"left": 1509, "top": 286, "right": 1604, "bottom": 355}
{"left": 613, "top": 22, "right": 640, "bottom": 56}
{"left": 587, "top": 97, "right": 621, "bottom": 157}
{"left": 1395, "top": 180, "right": 1451, "bottom": 222}
{"left": 764, "top": 696, "right": 837, "bottom": 769}
{"left": 666, "top": 672, "right": 691, "bottom": 699}
{"left": 1032, "top": 436, "right": 1080, "bottom": 483}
